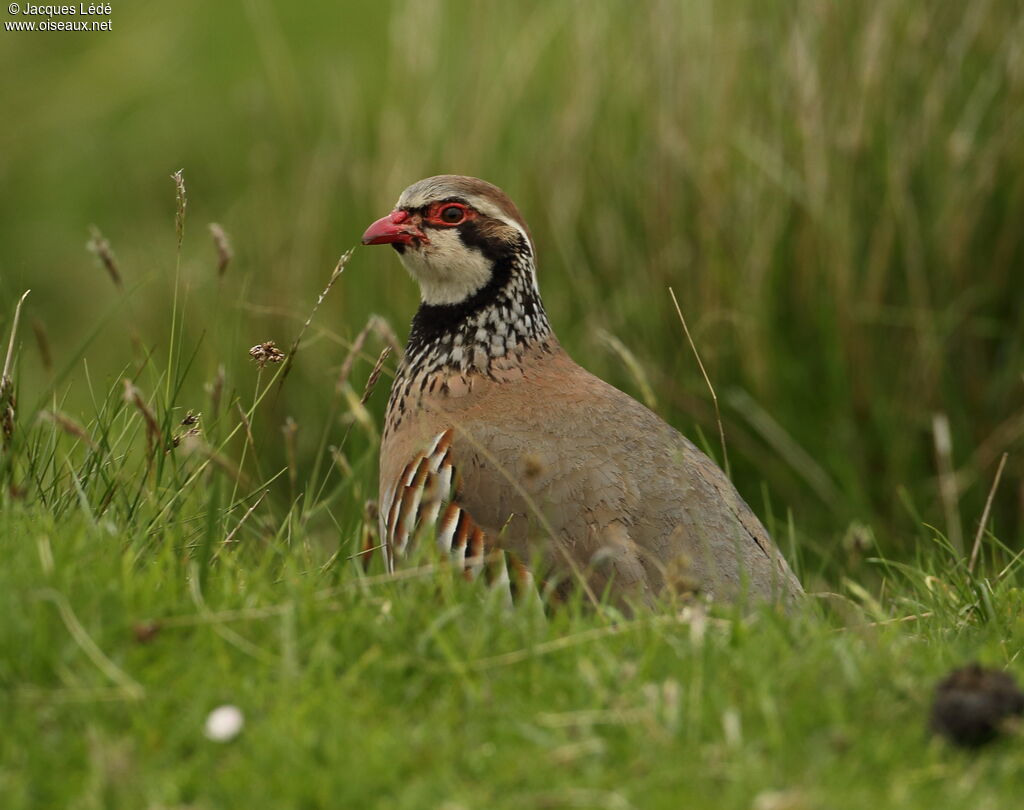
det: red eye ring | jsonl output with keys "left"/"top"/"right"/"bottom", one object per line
{"left": 436, "top": 204, "right": 467, "bottom": 225}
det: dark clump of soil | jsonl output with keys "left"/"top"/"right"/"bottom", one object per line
{"left": 930, "top": 663, "right": 1024, "bottom": 748}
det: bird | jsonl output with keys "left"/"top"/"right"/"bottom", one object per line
{"left": 361, "top": 175, "right": 802, "bottom": 608}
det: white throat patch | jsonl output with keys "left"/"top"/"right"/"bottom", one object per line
{"left": 397, "top": 228, "right": 492, "bottom": 306}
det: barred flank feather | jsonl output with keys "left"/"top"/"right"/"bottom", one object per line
{"left": 379, "top": 428, "right": 528, "bottom": 605}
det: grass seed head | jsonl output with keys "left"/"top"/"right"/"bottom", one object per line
{"left": 279, "top": 251, "right": 353, "bottom": 385}
{"left": 39, "top": 410, "right": 97, "bottom": 449}
{"left": 329, "top": 445, "right": 352, "bottom": 477}
{"left": 0, "top": 378, "right": 14, "bottom": 448}
{"left": 122, "top": 379, "right": 162, "bottom": 454}
{"left": 336, "top": 329, "right": 370, "bottom": 393}
{"left": 2, "top": 290, "right": 31, "bottom": 448}
{"left": 249, "top": 341, "right": 285, "bottom": 368}
{"left": 171, "top": 426, "right": 201, "bottom": 449}
{"left": 206, "top": 364, "right": 225, "bottom": 416}
{"left": 171, "top": 169, "right": 187, "bottom": 249}
{"left": 359, "top": 500, "right": 380, "bottom": 572}
{"left": 87, "top": 225, "right": 122, "bottom": 288}
{"left": 208, "top": 222, "right": 233, "bottom": 277}
{"left": 361, "top": 346, "right": 391, "bottom": 404}
{"left": 31, "top": 318, "right": 52, "bottom": 373}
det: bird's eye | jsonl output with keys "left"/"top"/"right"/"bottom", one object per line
{"left": 439, "top": 205, "right": 464, "bottom": 224}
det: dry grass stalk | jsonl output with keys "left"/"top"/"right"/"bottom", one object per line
{"left": 668, "top": 287, "right": 730, "bottom": 478}
{"left": 358, "top": 499, "right": 380, "bottom": 572}
{"left": 235, "top": 400, "right": 256, "bottom": 454}
{"left": 171, "top": 169, "right": 187, "bottom": 249}
{"left": 224, "top": 490, "right": 268, "bottom": 545}
{"left": 330, "top": 445, "right": 353, "bottom": 478}
{"left": 336, "top": 328, "right": 370, "bottom": 394}
{"left": 122, "top": 379, "right": 162, "bottom": 456}
{"left": 35, "top": 588, "right": 144, "bottom": 700}
{"left": 282, "top": 416, "right": 298, "bottom": 493}
{"left": 932, "top": 412, "right": 964, "bottom": 555}
{"left": 86, "top": 226, "right": 122, "bottom": 288}
{"left": 2, "top": 290, "right": 31, "bottom": 448}
{"left": 177, "top": 433, "right": 248, "bottom": 486}
{"left": 361, "top": 346, "right": 392, "bottom": 405}
{"left": 31, "top": 318, "right": 52, "bottom": 373}
{"left": 208, "top": 223, "right": 233, "bottom": 277}
{"left": 961, "top": 411, "right": 1024, "bottom": 489}
{"left": 206, "top": 364, "right": 225, "bottom": 416}
{"left": 39, "top": 410, "right": 97, "bottom": 449}
{"left": 596, "top": 329, "right": 658, "bottom": 409}
{"left": 280, "top": 249, "right": 354, "bottom": 383}
{"left": 729, "top": 388, "right": 843, "bottom": 508}
{"left": 371, "top": 315, "right": 402, "bottom": 355}
{"left": 249, "top": 341, "right": 285, "bottom": 368}
{"left": 968, "top": 452, "right": 1009, "bottom": 574}
{"left": 336, "top": 315, "right": 400, "bottom": 394}
{"left": 1, "top": 377, "right": 15, "bottom": 448}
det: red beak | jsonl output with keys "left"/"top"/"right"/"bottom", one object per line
{"left": 361, "top": 210, "right": 425, "bottom": 246}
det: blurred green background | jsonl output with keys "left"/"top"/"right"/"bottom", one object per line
{"left": 2, "top": 0, "right": 1022, "bottom": 575}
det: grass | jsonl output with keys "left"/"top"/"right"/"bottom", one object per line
{"left": 1, "top": 0, "right": 1023, "bottom": 806}
{"left": 4, "top": 504, "right": 1024, "bottom": 808}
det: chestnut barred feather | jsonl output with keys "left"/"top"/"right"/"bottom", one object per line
{"left": 378, "top": 428, "right": 533, "bottom": 604}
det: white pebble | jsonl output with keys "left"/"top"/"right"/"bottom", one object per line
{"left": 204, "top": 705, "right": 244, "bottom": 742}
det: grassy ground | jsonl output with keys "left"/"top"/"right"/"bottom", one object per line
{"left": 2, "top": 1, "right": 1024, "bottom": 807}
{"left": 4, "top": 506, "right": 1024, "bottom": 809}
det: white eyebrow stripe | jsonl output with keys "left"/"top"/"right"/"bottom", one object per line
{"left": 395, "top": 191, "right": 531, "bottom": 250}
{"left": 393, "top": 190, "right": 532, "bottom": 257}
{"left": 462, "top": 196, "right": 533, "bottom": 249}
{"left": 446, "top": 195, "right": 534, "bottom": 256}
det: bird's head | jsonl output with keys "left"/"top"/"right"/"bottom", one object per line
{"left": 361, "top": 175, "right": 535, "bottom": 307}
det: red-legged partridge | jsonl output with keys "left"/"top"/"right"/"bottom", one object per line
{"left": 362, "top": 175, "right": 802, "bottom": 607}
